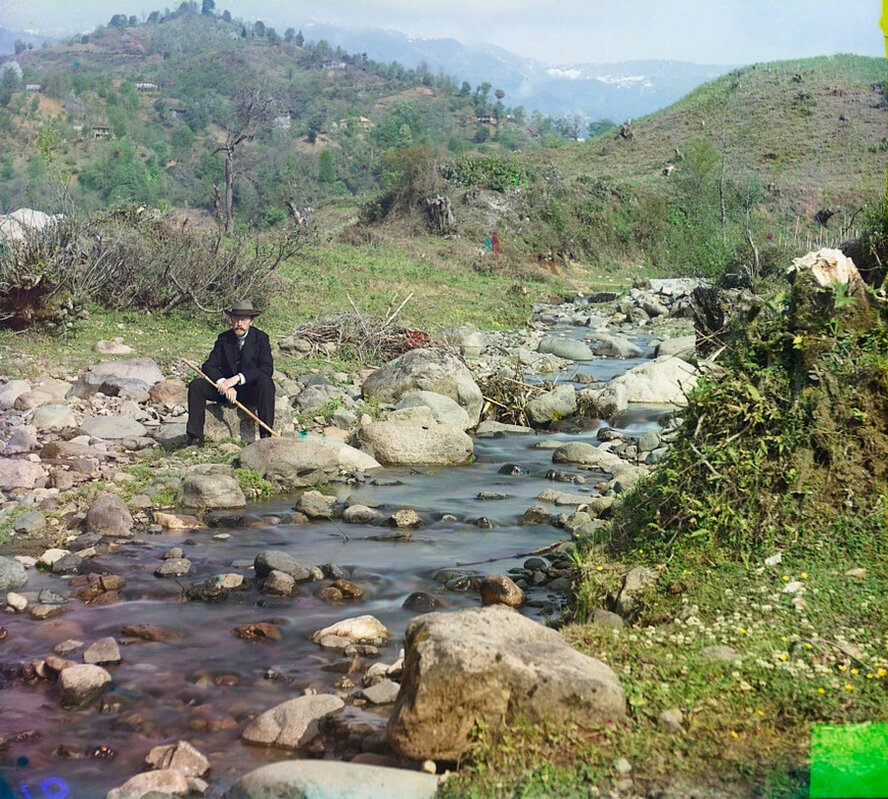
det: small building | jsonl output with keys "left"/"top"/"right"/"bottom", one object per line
{"left": 135, "top": 82, "right": 158, "bottom": 91}
{"left": 92, "top": 125, "right": 111, "bottom": 139}
{"left": 25, "top": 83, "right": 42, "bottom": 92}
{"left": 322, "top": 59, "right": 346, "bottom": 70}
{"left": 272, "top": 114, "right": 292, "bottom": 131}
{"left": 167, "top": 99, "right": 186, "bottom": 117}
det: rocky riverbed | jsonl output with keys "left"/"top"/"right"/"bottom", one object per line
{"left": 0, "top": 280, "right": 704, "bottom": 798}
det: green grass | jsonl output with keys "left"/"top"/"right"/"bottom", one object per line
{"left": 443, "top": 548, "right": 887, "bottom": 798}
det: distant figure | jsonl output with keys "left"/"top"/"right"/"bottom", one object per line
{"left": 484, "top": 233, "right": 493, "bottom": 252}
{"left": 491, "top": 231, "right": 501, "bottom": 255}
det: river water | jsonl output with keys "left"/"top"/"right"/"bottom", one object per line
{"left": 0, "top": 333, "right": 670, "bottom": 798}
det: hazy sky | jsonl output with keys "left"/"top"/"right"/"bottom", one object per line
{"left": 1, "top": 0, "right": 883, "bottom": 66}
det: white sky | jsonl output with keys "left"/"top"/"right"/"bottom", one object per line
{"left": 1, "top": 0, "right": 884, "bottom": 65}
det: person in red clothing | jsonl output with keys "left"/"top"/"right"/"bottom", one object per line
{"left": 185, "top": 299, "right": 275, "bottom": 446}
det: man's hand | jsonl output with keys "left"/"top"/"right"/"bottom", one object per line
{"left": 217, "top": 376, "right": 240, "bottom": 402}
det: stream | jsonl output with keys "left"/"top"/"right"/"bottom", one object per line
{"left": 0, "top": 332, "right": 671, "bottom": 798}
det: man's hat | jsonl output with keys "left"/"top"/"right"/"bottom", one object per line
{"left": 225, "top": 299, "right": 261, "bottom": 317}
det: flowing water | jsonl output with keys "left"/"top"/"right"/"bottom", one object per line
{"left": 0, "top": 335, "right": 670, "bottom": 798}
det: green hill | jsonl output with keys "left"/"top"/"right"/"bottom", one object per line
{"left": 0, "top": 5, "right": 884, "bottom": 289}
{"left": 0, "top": 7, "right": 550, "bottom": 227}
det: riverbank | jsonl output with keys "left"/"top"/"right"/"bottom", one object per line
{"left": 0, "top": 257, "right": 885, "bottom": 798}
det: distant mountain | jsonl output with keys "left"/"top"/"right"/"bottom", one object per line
{"left": 295, "top": 22, "right": 733, "bottom": 122}
{"left": 0, "top": 27, "right": 51, "bottom": 56}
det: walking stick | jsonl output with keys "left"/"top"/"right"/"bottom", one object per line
{"left": 181, "top": 358, "right": 280, "bottom": 438}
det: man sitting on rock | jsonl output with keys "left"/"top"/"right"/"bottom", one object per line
{"left": 186, "top": 300, "right": 275, "bottom": 446}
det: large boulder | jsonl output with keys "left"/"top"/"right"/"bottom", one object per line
{"left": 525, "top": 384, "right": 577, "bottom": 426}
{"left": 29, "top": 404, "right": 77, "bottom": 432}
{"left": 79, "top": 415, "right": 147, "bottom": 440}
{"left": 387, "top": 605, "right": 626, "bottom": 761}
{"left": 538, "top": 335, "right": 594, "bottom": 362}
{"left": 362, "top": 348, "right": 483, "bottom": 426}
{"left": 179, "top": 467, "right": 246, "bottom": 510}
{"left": 85, "top": 493, "right": 134, "bottom": 538}
{"left": 67, "top": 358, "right": 164, "bottom": 400}
{"left": 0, "top": 556, "right": 28, "bottom": 591}
{"left": 106, "top": 770, "right": 190, "bottom": 799}
{"left": 0, "top": 458, "right": 45, "bottom": 490}
{"left": 0, "top": 208, "right": 58, "bottom": 242}
{"left": 240, "top": 436, "right": 379, "bottom": 491}
{"left": 396, "top": 390, "right": 472, "bottom": 430}
{"left": 587, "top": 333, "right": 644, "bottom": 359}
{"left": 223, "top": 761, "right": 438, "bottom": 799}
{"left": 654, "top": 334, "right": 697, "bottom": 360}
{"left": 241, "top": 694, "right": 344, "bottom": 749}
{"left": 595, "top": 356, "right": 698, "bottom": 407}
{"left": 58, "top": 663, "right": 111, "bottom": 707}
{"left": 358, "top": 416, "right": 473, "bottom": 466}
{"left": 552, "top": 442, "right": 623, "bottom": 471}
{"left": 0, "top": 379, "right": 31, "bottom": 410}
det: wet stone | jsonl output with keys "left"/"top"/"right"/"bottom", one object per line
{"left": 477, "top": 492, "right": 511, "bottom": 501}
{"left": 30, "top": 604, "right": 66, "bottom": 620}
{"left": 497, "top": 464, "right": 528, "bottom": 476}
{"left": 402, "top": 592, "right": 442, "bottom": 613}
{"left": 321, "top": 563, "right": 348, "bottom": 580}
{"left": 388, "top": 509, "right": 423, "bottom": 528}
{"left": 520, "top": 505, "right": 550, "bottom": 524}
{"left": 233, "top": 623, "right": 282, "bottom": 642}
{"left": 37, "top": 589, "right": 68, "bottom": 605}
{"left": 264, "top": 570, "right": 297, "bottom": 596}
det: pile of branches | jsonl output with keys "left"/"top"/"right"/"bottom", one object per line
{"left": 0, "top": 206, "right": 310, "bottom": 330}
{"left": 280, "top": 293, "right": 429, "bottom": 364}
{"left": 477, "top": 372, "right": 549, "bottom": 426}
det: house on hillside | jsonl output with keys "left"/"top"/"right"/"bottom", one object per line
{"left": 92, "top": 124, "right": 111, "bottom": 139}
{"left": 25, "top": 83, "right": 42, "bottom": 92}
{"left": 167, "top": 99, "right": 186, "bottom": 118}
{"left": 273, "top": 112, "right": 292, "bottom": 131}
{"left": 322, "top": 59, "right": 346, "bottom": 70}
{"left": 135, "top": 82, "right": 158, "bottom": 92}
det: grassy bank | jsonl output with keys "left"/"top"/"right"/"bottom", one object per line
{"left": 0, "top": 236, "right": 577, "bottom": 382}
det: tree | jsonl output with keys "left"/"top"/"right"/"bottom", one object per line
{"left": 474, "top": 82, "right": 491, "bottom": 115}
{"left": 147, "top": 11, "right": 160, "bottom": 22}
{"left": 221, "top": 10, "right": 231, "bottom": 22}
{"left": 557, "top": 110, "right": 589, "bottom": 141}
{"left": 266, "top": 28, "right": 280, "bottom": 45}
{"left": 201, "top": 0, "right": 215, "bottom": 15}
{"left": 214, "top": 87, "right": 275, "bottom": 233}
{"left": 128, "top": 15, "right": 137, "bottom": 25}
{"left": 294, "top": 30, "right": 304, "bottom": 47}
{"left": 254, "top": 20, "right": 265, "bottom": 37}
{"left": 109, "top": 14, "right": 128, "bottom": 27}
{"left": 13, "top": 39, "right": 26, "bottom": 54}
{"left": 284, "top": 28, "right": 295, "bottom": 43}
{"left": 317, "top": 149, "right": 334, "bottom": 183}
{"left": 0, "top": 67, "right": 21, "bottom": 107}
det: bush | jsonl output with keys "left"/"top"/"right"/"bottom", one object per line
{"left": 0, "top": 207, "right": 311, "bottom": 329}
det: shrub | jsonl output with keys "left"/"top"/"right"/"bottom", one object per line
{"left": 0, "top": 207, "right": 311, "bottom": 329}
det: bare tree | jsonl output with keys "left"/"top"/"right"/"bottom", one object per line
{"left": 213, "top": 87, "right": 276, "bottom": 233}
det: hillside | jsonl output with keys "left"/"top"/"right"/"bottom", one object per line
{"left": 0, "top": 6, "right": 884, "bottom": 287}
{"left": 0, "top": 8, "right": 553, "bottom": 227}
{"left": 459, "top": 54, "right": 887, "bottom": 279}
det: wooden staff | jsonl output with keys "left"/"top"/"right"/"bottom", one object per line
{"left": 181, "top": 358, "right": 280, "bottom": 438}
